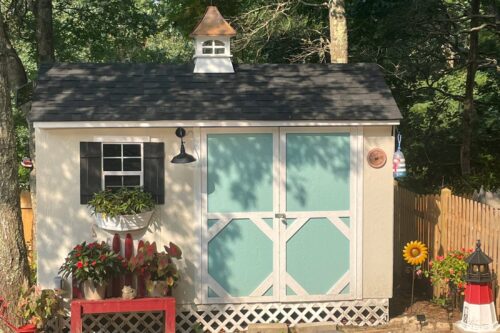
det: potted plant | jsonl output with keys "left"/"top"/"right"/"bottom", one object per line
{"left": 59, "top": 241, "right": 126, "bottom": 300}
{"left": 87, "top": 187, "right": 156, "bottom": 231}
{"left": 128, "top": 241, "right": 182, "bottom": 297}
{"left": 16, "top": 279, "right": 63, "bottom": 332}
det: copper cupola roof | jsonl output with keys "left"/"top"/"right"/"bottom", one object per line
{"left": 189, "top": 6, "right": 236, "bottom": 37}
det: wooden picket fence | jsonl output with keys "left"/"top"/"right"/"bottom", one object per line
{"left": 20, "top": 191, "right": 34, "bottom": 259}
{"left": 394, "top": 184, "right": 500, "bottom": 313}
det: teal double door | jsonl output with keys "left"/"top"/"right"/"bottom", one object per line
{"left": 201, "top": 127, "right": 359, "bottom": 303}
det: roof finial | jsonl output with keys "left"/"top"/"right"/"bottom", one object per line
{"left": 476, "top": 239, "right": 481, "bottom": 251}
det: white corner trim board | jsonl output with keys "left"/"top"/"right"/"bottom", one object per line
{"left": 34, "top": 120, "right": 400, "bottom": 129}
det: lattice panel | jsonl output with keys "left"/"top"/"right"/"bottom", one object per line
{"left": 46, "top": 315, "right": 70, "bottom": 332}
{"left": 50, "top": 300, "right": 388, "bottom": 332}
{"left": 177, "top": 299, "right": 389, "bottom": 333}
{"left": 82, "top": 312, "right": 163, "bottom": 332}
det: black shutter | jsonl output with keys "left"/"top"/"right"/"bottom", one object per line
{"left": 80, "top": 142, "right": 102, "bottom": 204}
{"left": 143, "top": 142, "right": 165, "bottom": 204}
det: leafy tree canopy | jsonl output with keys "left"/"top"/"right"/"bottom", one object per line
{"left": 3, "top": 0, "right": 499, "bottom": 193}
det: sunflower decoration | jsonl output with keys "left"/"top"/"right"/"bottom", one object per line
{"left": 403, "top": 240, "right": 428, "bottom": 266}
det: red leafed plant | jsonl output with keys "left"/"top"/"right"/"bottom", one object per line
{"left": 128, "top": 241, "right": 182, "bottom": 288}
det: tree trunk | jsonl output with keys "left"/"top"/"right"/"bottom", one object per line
{"left": 328, "top": 0, "right": 348, "bottom": 63}
{"left": 0, "top": 9, "right": 30, "bottom": 325}
{"left": 461, "top": 0, "right": 480, "bottom": 176}
{"left": 0, "top": 21, "right": 27, "bottom": 89}
{"left": 34, "top": 0, "right": 55, "bottom": 63}
{"left": 30, "top": 0, "right": 55, "bottom": 254}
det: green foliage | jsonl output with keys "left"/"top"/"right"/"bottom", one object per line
{"left": 13, "top": 106, "right": 30, "bottom": 190}
{"left": 16, "top": 280, "right": 63, "bottom": 329}
{"left": 191, "top": 323, "right": 204, "bottom": 333}
{"left": 4, "top": 0, "right": 498, "bottom": 193}
{"left": 88, "top": 187, "right": 155, "bottom": 218}
{"left": 424, "top": 248, "right": 471, "bottom": 306}
{"left": 349, "top": 0, "right": 499, "bottom": 193}
{"left": 58, "top": 241, "right": 126, "bottom": 284}
{"left": 29, "top": 255, "right": 37, "bottom": 285}
{"left": 52, "top": 0, "right": 191, "bottom": 62}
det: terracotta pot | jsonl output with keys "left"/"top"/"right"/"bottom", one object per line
{"left": 82, "top": 280, "right": 107, "bottom": 300}
{"left": 146, "top": 280, "right": 168, "bottom": 297}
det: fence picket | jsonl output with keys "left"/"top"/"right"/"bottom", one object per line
{"left": 394, "top": 184, "right": 500, "bottom": 315}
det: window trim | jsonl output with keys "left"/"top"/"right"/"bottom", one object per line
{"left": 101, "top": 142, "right": 144, "bottom": 190}
{"left": 202, "top": 39, "right": 226, "bottom": 55}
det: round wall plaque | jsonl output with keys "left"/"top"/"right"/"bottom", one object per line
{"left": 367, "top": 148, "right": 387, "bottom": 168}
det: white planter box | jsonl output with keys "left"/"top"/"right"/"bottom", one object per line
{"left": 94, "top": 210, "right": 154, "bottom": 231}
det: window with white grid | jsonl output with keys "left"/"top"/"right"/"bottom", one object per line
{"left": 102, "top": 143, "right": 143, "bottom": 190}
{"left": 202, "top": 40, "right": 226, "bottom": 55}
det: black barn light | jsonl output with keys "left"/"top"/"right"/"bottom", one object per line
{"left": 171, "top": 127, "right": 196, "bottom": 164}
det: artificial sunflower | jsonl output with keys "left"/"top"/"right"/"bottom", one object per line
{"left": 403, "top": 241, "right": 428, "bottom": 266}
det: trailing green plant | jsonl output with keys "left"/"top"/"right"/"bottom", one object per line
{"left": 88, "top": 187, "right": 155, "bottom": 218}
{"left": 191, "top": 323, "right": 204, "bottom": 333}
{"left": 59, "top": 241, "right": 127, "bottom": 284}
{"left": 16, "top": 279, "right": 64, "bottom": 330}
{"left": 424, "top": 248, "right": 472, "bottom": 307}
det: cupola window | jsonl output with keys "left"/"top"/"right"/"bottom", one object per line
{"left": 202, "top": 40, "right": 226, "bottom": 55}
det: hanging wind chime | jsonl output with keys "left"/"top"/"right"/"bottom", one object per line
{"left": 393, "top": 133, "right": 406, "bottom": 178}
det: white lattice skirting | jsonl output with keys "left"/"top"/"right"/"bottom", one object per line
{"left": 177, "top": 299, "right": 389, "bottom": 333}
{"left": 48, "top": 299, "right": 388, "bottom": 332}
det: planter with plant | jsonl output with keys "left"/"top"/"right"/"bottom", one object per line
{"left": 88, "top": 187, "right": 156, "bottom": 231}
{"left": 59, "top": 241, "right": 127, "bottom": 300}
{"left": 16, "top": 279, "right": 63, "bottom": 332}
{"left": 128, "top": 241, "right": 182, "bottom": 297}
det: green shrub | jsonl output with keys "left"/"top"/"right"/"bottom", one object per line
{"left": 424, "top": 248, "right": 471, "bottom": 307}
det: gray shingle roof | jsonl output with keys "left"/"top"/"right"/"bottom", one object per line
{"left": 30, "top": 63, "right": 402, "bottom": 122}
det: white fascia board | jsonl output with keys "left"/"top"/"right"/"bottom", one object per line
{"left": 34, "top": 120, "right": 400, "bottom": 129}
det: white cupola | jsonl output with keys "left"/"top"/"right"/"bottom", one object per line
{"left": 190, "top": 6, "right": 236, "bottom": 73}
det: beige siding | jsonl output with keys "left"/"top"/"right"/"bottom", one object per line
{"left": 35, "top": 127, "right": 201, "bottom": 304}
{"left": 35, "top": 125, "right": 395, "bottom": 304}
{"left": 362, "top": 126, "right": 394, "bottom": 298}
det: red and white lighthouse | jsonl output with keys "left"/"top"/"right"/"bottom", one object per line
{"left": 454, "top": 240, "right": 500, "bottom": 333}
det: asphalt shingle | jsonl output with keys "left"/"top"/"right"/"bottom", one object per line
{"left": 31, "top": 63, "right": 402, "bottom": 122}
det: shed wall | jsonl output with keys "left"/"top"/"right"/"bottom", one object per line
{"left": 362, "top": 126, "right": 394, "bottom": 298}
{"left": 35, "top": 127, "right": 201, "bottom": 304}
{"left": 35, "top": 125, "right": 394, "bottom": 304}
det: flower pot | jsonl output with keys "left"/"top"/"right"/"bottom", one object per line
{"left": 82, "top": 280, "right": 107, "bottom": 300}
{"left": 94, "top": 210, "right": 154, "bottom": 231}
{"left": 17, "top": 324, "right": 37, "bottom": 333}
{"left": 146, "top": 280, "right": 168, "bottom": 297}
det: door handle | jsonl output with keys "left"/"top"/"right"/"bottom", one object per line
{"left": 275, "top": 213, "right": 287, "bottom": 225}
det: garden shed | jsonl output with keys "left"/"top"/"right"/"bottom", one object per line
{"left": 31, "top": 6, "right": 401, "bottom": 332}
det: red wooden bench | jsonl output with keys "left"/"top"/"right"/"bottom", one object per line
{"left": 70, "top": 297, "right": 176, "bottom": 333}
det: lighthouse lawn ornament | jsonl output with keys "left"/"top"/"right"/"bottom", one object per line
{"left": 454, "top": 240, "right": 500, "bottom": 333}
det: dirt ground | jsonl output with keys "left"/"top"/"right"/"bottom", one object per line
{"left": 344, "top": 279, "right": 464, "bottom": 332}
{"left": 390, "top": 289, "right": 462, "bottom": 324}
